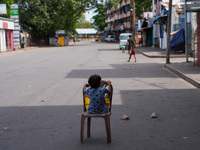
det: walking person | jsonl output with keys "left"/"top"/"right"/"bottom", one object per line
{"left": 73, "top": 37, "right": 76, "bottom": 44}
{"left": 127, "top": 35, "right": 133, "bottom": 54}
{"left": 127, "top": 41, "right": 137, "bottom": 62}
{"left": 139, "top": 38, "right": 143, "bottom": 47}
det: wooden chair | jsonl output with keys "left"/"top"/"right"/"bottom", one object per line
{"left": 80, "top": 83, "right": 113, "bottom": 143}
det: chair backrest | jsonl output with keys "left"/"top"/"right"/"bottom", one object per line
{"left": 82, "top": 83, "right": 113, "bottom": 113}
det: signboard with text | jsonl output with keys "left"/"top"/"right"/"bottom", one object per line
{"left": 0, "top": 20, "right": 15, "bottom": 30}
{"left": 10, "top": 4, "right": 20, "bottom": 48}
{"left": 0, "top": 4, "right": 7, "bottom": 14}
{"left": 11, "top": 4, "right": 18, "bottom": 9}
{"left": 11, "top": 9, "right": 19, "bottom": 15}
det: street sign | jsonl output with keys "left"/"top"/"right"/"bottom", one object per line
{"left": 13, "top": 19, "right": 19, "bottom": 23}
{"left": 14, "top": 23, "right": 19, "bottom": 26}
{"left": 0, "top": 4, "right": 7, "bottom": 14}
{"left": 11, "top": 4, "right": 18, "bottom": 9}
{"left": 14, "top": 42, "right": 20, "bottom": 46}
{"left": 11, "top": 15, "right": 19, "bottom": 19}
{"left": 14, "top": 38, "right": 20, "bottom": 42}
{"left": 11, "top": 9, "right": 19, "bottom": 15}
{"left": 14, "top": 25, "right": 20, "bottom": 30}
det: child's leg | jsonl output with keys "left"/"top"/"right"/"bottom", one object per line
{"left": 134, "top": 54, "right": 137, "bottom": 62}
{"left": 128, "top": 54, "right": 132, "bottom": 62}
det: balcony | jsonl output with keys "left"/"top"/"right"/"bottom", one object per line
{"left": 124, "top": 22, "right": 127, "bottom": 28}
{"left": 124, "top": 13, "right": 127, "bottom": 18}
{"left": 121, "top": 0, "right": 131, "bottom": 7}
{"left": 119, "top": 14, "right": 122, "bottom": 19}
{"left": 121, "top": 0, "right": 125, "bottom": 7}
{"left": 127, "top": 11, "right": 131, "bottom": 17}
{"left": 126, "top": 22, "right": 131, "bottom": 29}
{"left": 126, "top": 0, "right": 131, "bottom": 4}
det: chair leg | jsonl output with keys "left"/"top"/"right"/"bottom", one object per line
{"left": 87, "top": 117, "right": 91, "bottom": 137}
{"left": 107, "top": 116, "right": 111, "bottom": 143}
{"left": 104, "top": 116, "right": 109, "bottom": 143}
{"left": 80, "top": 114, "right": 85, "bottom": 143}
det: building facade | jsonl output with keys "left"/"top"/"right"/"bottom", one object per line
{"left": 105, "top": 0, "right": 134, "bottom": 42}
{"left": 0, "top": 17, "right": 14, "bottom": 52}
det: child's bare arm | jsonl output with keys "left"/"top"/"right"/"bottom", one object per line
{"left": 100, "top": 80, "right": 107, "bottom": 86}
{"left": 83, "top": 83, "right": 89, "bottom": 90}
{"left": 100, "top": 80, "right": 111, "bottom": 85}
{"left": 106, "top": 80, "right": 112, "bottom": 93}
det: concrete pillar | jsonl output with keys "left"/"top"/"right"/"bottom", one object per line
{"left": 197, "top": 12, "right": 200, "bottom": 66}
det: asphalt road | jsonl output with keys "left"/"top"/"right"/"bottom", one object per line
{"left": 0, "top": 42, "right": 200, "bottom": 150}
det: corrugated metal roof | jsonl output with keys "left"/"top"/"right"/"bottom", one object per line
{"left": 75, "top": 28, "right": 97, "bottom": 34}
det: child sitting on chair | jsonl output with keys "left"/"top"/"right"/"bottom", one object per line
{"left": 83, "top": 74, "right": 111, "bottom": 114}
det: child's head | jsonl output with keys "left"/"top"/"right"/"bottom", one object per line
{"left": 88, "top": 74, "right": 101, "bottom": 88}
{"left": 131, "top": 41, "right": 135, "bottom": 45}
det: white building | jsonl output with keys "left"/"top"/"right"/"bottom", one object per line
{"left": 0, "top": 17, "right": 15, "bottom": 52}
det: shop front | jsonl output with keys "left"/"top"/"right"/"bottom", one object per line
{"left": 0, "top": 17, "right": 14, "bottom": 52}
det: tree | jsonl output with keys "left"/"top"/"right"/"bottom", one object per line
{"left": 0, "top": 0, "right": 14, "bottom": 18}
{"left": 135, "top": 0, "right": 152, "bottom": 19}
{"left": 92, "top": 4, "right": 107, "bottom": 31}
{"left": 14, "top": 0, "right": 100, "bottom": 42}
{"left": 75, "top": 14, "right": 94, "bottom": 29}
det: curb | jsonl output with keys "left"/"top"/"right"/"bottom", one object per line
{"left": 136, "top": 49, "right": 186, "bottom": 58}
{"left": 136, "top": 49, "right": 166, "bottom": 58}
{"left": 164, "top": 64, "right": 200, "bottom": 89}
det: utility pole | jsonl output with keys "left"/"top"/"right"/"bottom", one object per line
{"left": 132, "top": 0, "right": 136, "bottom": 40}
{"left": 184, "top": 0, "right": 188, "bottom": 62}
{"left": 166, "top": 0, "right": 173, "bottom": 64}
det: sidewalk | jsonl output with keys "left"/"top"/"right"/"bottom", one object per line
{"left": 136, "top": 46, "right": 200, "bottom": 89}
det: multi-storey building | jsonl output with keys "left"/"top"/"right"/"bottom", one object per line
{"left": 105, "top": 0, "right": 135, "bottom": 42}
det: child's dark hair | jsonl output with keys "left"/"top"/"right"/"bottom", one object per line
{"left": 88, "top": 74, "right": 101, "bottom": 88}
{"left": 131, "top": 41, "right": 135, "bottom": 44}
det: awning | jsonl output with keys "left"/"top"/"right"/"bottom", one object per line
{"left": 170, "top": 29, "right": 180, "bottom": 36}
{"left": 75, "top": 28, "right": 97, "bottom": 34}
{"left": 152, "top": 15, "right": 167, "bottom": 24}
{"left": 137, "top": 26, "right": 152, "bottom": 31}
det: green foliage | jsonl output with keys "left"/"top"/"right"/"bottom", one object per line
{"left": 109, "top": 0, "right": 120, "bottom": 9}
{"left": 75, "top": 14, "right": 94, "bottom": 29}
{"left": 92, "top": 3, "right": 107, "bottom": 31}
{"left": 135, "top": 0, "right": 152, "bottom": 19}
{"left": 0, "top": 0, "right": 14, "bottom": 18}
{"left": 14, "top": 0, "right": 98, "bottom": 41}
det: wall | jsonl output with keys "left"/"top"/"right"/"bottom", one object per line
{"left": 0, "top": 30, "right": 6, "bottom": 52}
{"left": 0, "top": 18, "right": 14, "bottom": 52}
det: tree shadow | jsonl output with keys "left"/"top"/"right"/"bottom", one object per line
{"left": 66, "top": 63, "right": 177, "bottom": 78}
{"left": 1, "top": 87, "right": 200, "bottom": 149}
